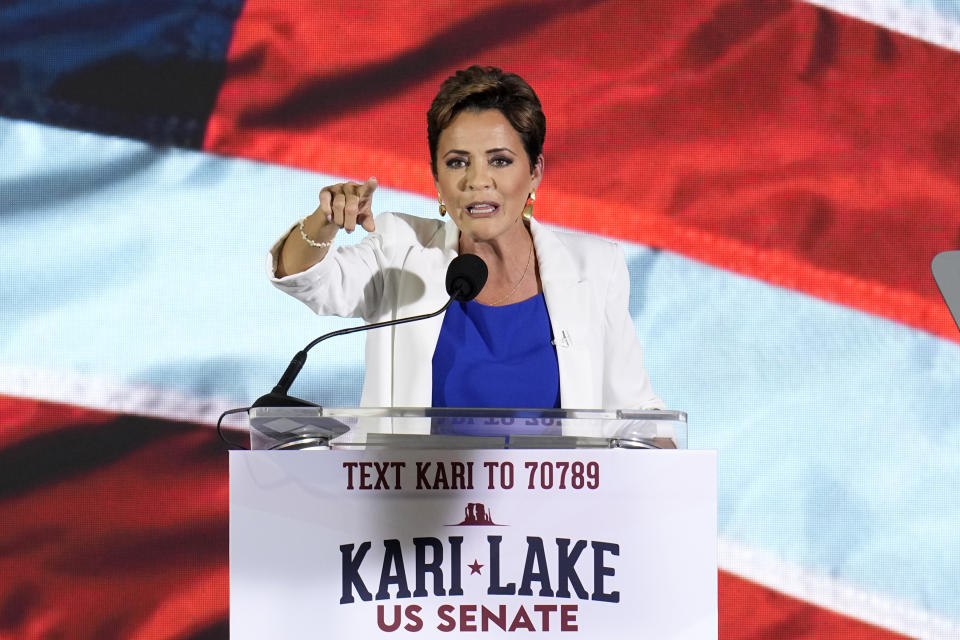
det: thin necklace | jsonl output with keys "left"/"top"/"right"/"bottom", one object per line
{"left": 488, "top": 240, "right": 534, "bottom": 306}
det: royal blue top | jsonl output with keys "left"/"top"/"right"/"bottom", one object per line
{"left": 432, "top": 293, "right": 561, "bottom": 408}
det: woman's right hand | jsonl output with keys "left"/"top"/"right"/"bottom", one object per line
{"left": 277, "top": 177, "right": 378, "bottom": 277}
{"left": 317, "top": 177, "right": 378, "bottom": 233}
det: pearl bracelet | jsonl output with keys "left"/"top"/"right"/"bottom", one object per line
{"left": 298, "top": 214, "right": 334, "bottom": 249}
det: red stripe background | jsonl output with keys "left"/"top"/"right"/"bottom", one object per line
{"left": 0, "top": 397, "right": 228, "bottom": 639}
{"left": 206, "top": 0, "right": 960, "bottom": 341}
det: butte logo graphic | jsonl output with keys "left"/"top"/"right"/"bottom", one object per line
{"left": 451, "top": 502, "right": 501, "bottom": 527}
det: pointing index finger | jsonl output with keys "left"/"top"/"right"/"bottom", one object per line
{"left": 359, "top": 176, "right": 378, "bottom": 197}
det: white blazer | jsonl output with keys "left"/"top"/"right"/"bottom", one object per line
{"left": 268, "top": 213, "right": 664, "bottom": 410}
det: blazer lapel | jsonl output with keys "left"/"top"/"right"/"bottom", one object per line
{"left": 391, "top": 218, "right": 460, "bottom": 406}
{"left": 530, "top": 220, "right": 596, "bottom": 408}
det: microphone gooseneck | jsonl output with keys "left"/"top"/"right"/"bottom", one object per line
{"left": 252, "top": 254, "right": 489, "bottom": 407}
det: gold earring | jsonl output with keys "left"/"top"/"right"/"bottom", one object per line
{"left": 438, "top": 195, "right": 447, "bottom": 217}
{"left": 522, "top": 191, "right": 535, "bottom": 224}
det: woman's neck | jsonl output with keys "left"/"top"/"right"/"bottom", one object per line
{"left": 459, "top": 219, "right": 540, "bottom": 305}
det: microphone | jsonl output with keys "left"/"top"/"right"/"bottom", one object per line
{"left": 446, "top": 253, "right": 487, "bottom": 301}
{"left": 252, "top": 253, "right": 488, "bottom": 408}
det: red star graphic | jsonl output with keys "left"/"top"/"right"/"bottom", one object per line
{"left": 468, "top": 560, "right": 484, "bottom": 575}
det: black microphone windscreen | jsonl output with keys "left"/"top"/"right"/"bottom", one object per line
{"left": 446, "top": 254, "right": 488, "bottom": 301}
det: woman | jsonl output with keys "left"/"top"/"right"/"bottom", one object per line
{"left": 269, "top": 66, "right": 663, "bottom": 410}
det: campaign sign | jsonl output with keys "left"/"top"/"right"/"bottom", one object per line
{"left": 230, "top": 450, "right": 717, "bottom": 639}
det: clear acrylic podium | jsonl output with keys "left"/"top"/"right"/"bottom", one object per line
{"left": 247, "top": 406, "right": 688, "bottom": 451}
{"left": 234, "top": 407, "right": 715, "bottom": 638}
{"left": 233, "top": 407, "right": 715, "bottom": 638}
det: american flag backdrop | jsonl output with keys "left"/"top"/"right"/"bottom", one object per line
{"left": 2, "top": 1, "right": 959, "bottom": 638}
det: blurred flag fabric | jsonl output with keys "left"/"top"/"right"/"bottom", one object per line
{"left": 2, "top": 0, "right": 959, "bottom": 638}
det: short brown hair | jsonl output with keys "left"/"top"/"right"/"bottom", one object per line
{"left": 427, "top": 66, "right": 546, "bottom": 176}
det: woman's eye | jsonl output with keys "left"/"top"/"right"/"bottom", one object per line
{"left": 491, "top": 157, "right": 512, "bottom": 167}
{"left": 446, "top": 158, "right": 466, "bottom": 169}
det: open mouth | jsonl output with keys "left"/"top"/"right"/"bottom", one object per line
{"left": 465, "top": 202, "right": 500, "bottom": 217}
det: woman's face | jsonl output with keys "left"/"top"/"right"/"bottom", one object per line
{"left": 434, "top": 109, "right": 542, "bottom": 243}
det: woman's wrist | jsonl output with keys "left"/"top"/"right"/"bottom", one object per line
{"left": 297, "top": 214, "right": 337, "bottom": 249}
{"left": 298, "top": 210, "right": 338, "bottom": 248}
{"left": 277, "top": 213, "right": 336, "bottom": 278}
